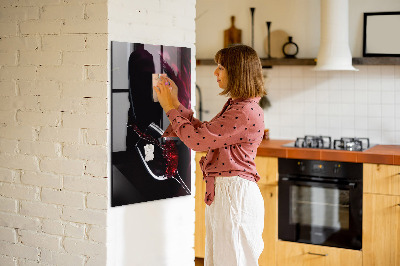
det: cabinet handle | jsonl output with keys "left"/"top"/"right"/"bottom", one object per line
{"left": 307, "top": 252, "right": 328, "bottom": 256}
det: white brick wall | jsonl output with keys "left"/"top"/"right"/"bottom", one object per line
{"left": 0, "top": 0, "right": 108, "bottom": 265}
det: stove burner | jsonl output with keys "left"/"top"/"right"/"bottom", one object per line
{"left": 295, "top": 135, "right": 332, "bottom": 149}
{"left": 333, "top": 137, "right": 370, "bottom": 151}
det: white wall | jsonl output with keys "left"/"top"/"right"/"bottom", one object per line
{"left": 107, "top": 1, "right": 196, "bottom": 266}
{"left": 196, "top": 0, "right": 400, "bottom": 145}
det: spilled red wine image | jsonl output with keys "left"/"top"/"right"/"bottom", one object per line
{"left": 111, "top": 41, "right": 191, "bottom": 207}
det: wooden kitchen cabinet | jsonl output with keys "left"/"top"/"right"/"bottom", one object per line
{"left": 276, "top": 241, "right": 362, "bottom": 266}
{"left": 364, "top": 163, "right": 400, "bottom": 196}
{"left": 255, "top": 156, "right": 278, "bottom": 186}
{"left": 363, "top": 193, "right": 400, "bottom": 266}
{"left": 258, "top": 184, "right": 278, "bottom": 266}
{"left": 195, "top": 152, "right": 207, "bottom": 258}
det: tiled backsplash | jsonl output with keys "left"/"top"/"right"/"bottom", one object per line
{"left": 196, "top": 65, "right": 400, "bottom": 145}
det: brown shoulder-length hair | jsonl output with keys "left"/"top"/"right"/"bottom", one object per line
{"left": 214, "top": 44, "right": 266, "bottom": 99}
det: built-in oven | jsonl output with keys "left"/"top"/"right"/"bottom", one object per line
{"left": 278, "top": 158, "right": 363, "bottom": 250}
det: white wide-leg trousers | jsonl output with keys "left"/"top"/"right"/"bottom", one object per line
{"left": 205, "top": 176, "right": 265, "bottom": 266}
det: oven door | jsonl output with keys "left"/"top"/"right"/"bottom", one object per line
{"left": 278, "top": 176, "right": 362, "bottom": 250}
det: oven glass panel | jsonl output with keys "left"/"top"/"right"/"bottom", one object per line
{"left": 290, "top": 186, "right": 350, "bottom": 243}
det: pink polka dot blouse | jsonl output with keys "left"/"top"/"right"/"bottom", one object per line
{"left": 164, "top": 97, "right": 265, "bottom": 205}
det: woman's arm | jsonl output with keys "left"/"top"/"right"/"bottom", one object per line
{"left": 166, "top": 107, "right": 249, "bottom": 152}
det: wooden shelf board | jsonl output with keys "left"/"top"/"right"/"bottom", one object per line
{"left": 196, "top": 57, "right": 400, "bottom": 67}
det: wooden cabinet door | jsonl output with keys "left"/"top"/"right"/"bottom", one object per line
{"left": 363, "top": 193, "right": 400, "bottom": 266}
{"left": 259, "top": 185, "right": 278, "bottom": 266}
{"left": 276, "top": 241, "right": 362, "bottom": 266}
{"left": 195, "top": 152, "right": 207, "bottom": 258}
{"left": 364, "top": 164, "right": 400, "bottom": 196}
{"left": 255, "top": 156, "right": 278, "bottom": 186}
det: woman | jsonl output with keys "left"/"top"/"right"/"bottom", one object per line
{"left": 154, "top": 44, "right": 266, "bottom": 266}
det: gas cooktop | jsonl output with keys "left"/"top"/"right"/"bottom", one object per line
{"left": 282, "top": 135, "right": 375, "bottom": 151}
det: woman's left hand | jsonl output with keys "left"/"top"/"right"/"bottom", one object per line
{"left": 153, "top": 77, "right": 175, "bottom": 114}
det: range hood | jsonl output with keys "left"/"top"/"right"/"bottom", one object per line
{"left": 314, "top": 0, "right": 358, "bottom": 71}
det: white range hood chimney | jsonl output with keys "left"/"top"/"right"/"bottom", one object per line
{"left": 314, "top": 0, "right": 358, "bottom": 71}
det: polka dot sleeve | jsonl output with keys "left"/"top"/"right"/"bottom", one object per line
{"left": 166, "top": 106, "right": 249, "bottom": 152}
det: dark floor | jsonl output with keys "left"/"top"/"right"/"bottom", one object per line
{"left": 195, "top": 257, "right": 204, "bottom": 266}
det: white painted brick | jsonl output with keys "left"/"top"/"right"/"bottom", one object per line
{"left": 0, "top": 226, "right": 17, "bottom": 243}
{"left": 0, "top": 254, "right": 16, "bottom": 266}
{"left": 85, "top": 65, "right": 107, "bottom": 81}
{"left": 0, "top": 240, "right": 39, "bottom": 260}
{"left": 0, "top": 66, "right": 36, "bottom": 81}
{"left": 41, "top": 4, "right": 84, "bottom": 20}
{"left": 62, "top": 113, "right": 107, "bottom": 129}
{"left": 63, "top": 175, "right": 107, "bottom": 194}
{"left": 20, "top": 21, "right": 61, "bottom": 35}
{"left": 63, "top": 237, "right": 106, "bottom": 256}
{"left": 42, "top": 34, "right": 85, "bottom": 51}
{"left": 0, "top": 52, "right": 17, "bottom": 65}
{"left": 0, "top": 138, "right": 18, "bottom": 154}
{"left": 41, "top": 188, "right": 85, "bottom": 208}
{"left": 0, "top": 36, "right": 40, "bottom": 52}
{"left": 21, "top": 171, "right": 62, "bottom": 189}
{"left": 76, "top": 0, "right": 107, "bottom": 3}
{"left": 83, "top": 97, "right": 108, "bottom": 113}
{"left": 0, "top": 125, "right": 34, "bottom": 141}
{"left": 0, "top": 81, "right": 16, "bottom": 96}
{"left": 18, "top": 140, "right": 59, "bottom": 157}
{"left": 41, "top": 219, "right": 63, "bottom": 236}
{"left": 86, "top": 193, "right": 106, "bottom": 210}
{"left": 38, "top": 127, "right": 80, "bottom": 143}
{"left": 85, "top": 34, "right": 108, "bottom": 51}
{"left": 61, "top": 81, "right": 107, "bottom": 98}
{"left": 84, "top": 160, "right": 107, "bottom": 177}
{"left": 20, "top": 200, "right": 61, "bottom": 219}
{"left": 85, "top": 254, "right": 106, "bottom": 266}
{"left": 0, "top": 212, "right": 41, "bottom": 231}
{"left": 0, "top": 154, "right": 39, "bottom": 171}
{"left": 17, "top": 259, "right": 41, "bottom": 266}
{"left": 37, "top": 66, "right": 84, "bottom": 82}
{"left": 19, "top": 229, "right": 61, "bottom": 251}
{"left": 0, "top": 110, "right": 16, "bottom": 125}
{"left": 4, "top": 0, "right": 62, "bottom": 6}
{"left": 0, "top": 168, "right": 16, "bottom": 183}
{"left": 85, "top": 129, "right": 107, "bottom": 145}
{"left": 61, "top": 207, "right": 106, "bottom": 226}
{"left": 0, "top": 196, "right": 17, "bottom": 213}
{"left": 62, "top": 19, "right": 107, "bottom": 34}
{"left": 63, "top": 144, "right": 107, "bottom": 162}
{"left": 64, "top": 222, "right": 85, "bottom": 239}
{"left": 40, "top": 157, "right": 85, "bottom": 176}
{"left": 40, "top": 249, "right": 85, "bottom": 266}
{"left": 63, "top": 50, "right": 107, "bottom": 65}
{"left": 87, "top": 225, "right": 105, "bottom": 243}
{"left": 0, "top": 7, "right": 39, "bottom": 22}
{"left": 49, "top": 97, "right": 107, "bottom": 115}
{"left": 85, "top": 3, "right": 108, "bottom": 20}
{"left": 18, "top": 80, "right": 61, "bottom": 97}
{"left": 16, "top": 111, "right": 61, "bottom": 127}
{"left": 3, "top": 96, "right": 40, "bottom": 112}
{"left": 0, "top": 183, "right": 39, "bottom": 201}
{"left": 19, "top": 51, "right": 62, "bottom": 66}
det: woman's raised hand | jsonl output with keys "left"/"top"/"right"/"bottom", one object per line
{"left": 153, "top": 76, "right": 175, "bottom": 114}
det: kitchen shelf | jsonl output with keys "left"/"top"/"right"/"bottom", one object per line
{"left": 196, "top": 57, "right": 400, "bottom": 67}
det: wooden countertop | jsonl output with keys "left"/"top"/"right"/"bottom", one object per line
{"left": 256, "top": 139, "right": 400, "bottom": 165}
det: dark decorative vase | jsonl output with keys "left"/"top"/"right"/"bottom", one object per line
{"left": 282, "top": 36, "right": 299, "bottom": 58}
